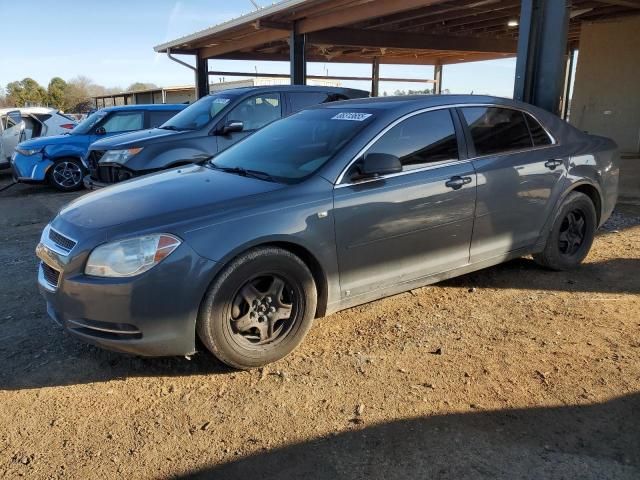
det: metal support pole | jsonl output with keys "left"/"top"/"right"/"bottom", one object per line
{"left": 513, "top": 0, "right": 570, "bottom": 114}
{"left": 561, "top": 49, "right": 576, "bottom": 120}
{"left": 195, "top": 54, "right": 209, "bottom": 99}
{"left": 434, "top": 64, "right": 443, "bottom": 94}
{"left": 371, "top": 57, "right": 380, "bottom": 97}
{"left": 290, "top": 22, "right": 306, "bottom": 85}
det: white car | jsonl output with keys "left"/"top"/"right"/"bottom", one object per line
{"left": 0, "top": 107, "right": 77, "bottom": 169}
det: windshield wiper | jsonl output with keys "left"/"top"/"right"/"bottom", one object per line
{"left": 210, "top": 163, "right": 276, "bottom": 182}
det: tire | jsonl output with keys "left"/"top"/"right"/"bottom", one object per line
{"left": 197, "top": 247, "right": 317, "bottom": 369}
{"left": 48, "top": 158, "right": 85, "bottom": 191}
{"left": 533, "top": 191, "right": 597, "bottom": 271}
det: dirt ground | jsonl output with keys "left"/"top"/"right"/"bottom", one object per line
{"left": 0, "top": 171, "right": 638, "bottom": 479}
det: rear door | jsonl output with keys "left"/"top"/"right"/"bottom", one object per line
{"left": 1, "top": 111, "right": 25, "bottom": 161}
{"left": 458, "top": 106, "right": 566, "bottom": 261}
{"left": 333, "top": 108, "right": 476, "bottom": 299}
{"left": 216, "top": 93, "right": 282, "bottom": 152}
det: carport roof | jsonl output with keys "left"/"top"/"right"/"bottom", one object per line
{"left": 153, "top": 0, "right": 640, "bottom": 65}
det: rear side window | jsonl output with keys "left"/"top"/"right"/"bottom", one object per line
{"left": 366, "top": 109, "right": 459, "bottom": 170}
{"left": 288, "top": 92, "right": 333, "bottom": 113}
{"left": 462, "top": 107, "right": 532, "bottom": 156}
{"left": 525, "top": 113, "right": 552, "bottom": 146}
{"left": 148, "top": 110, "right": 180, "bottom": 129}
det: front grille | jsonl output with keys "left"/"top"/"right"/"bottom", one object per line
{"left": 41, "top": 262, "right": 60, "bottom": 288}
{"left": 88, "top": 150, "right": 133, "bottom": 185}
{"left": 48, "top": 228, "right": 76, "bottom": 253}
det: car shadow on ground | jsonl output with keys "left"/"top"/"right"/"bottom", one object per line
{"left": 0, "top": 255, "right": 637, "bottom": 392}
{"left": 440, "top": 257, "right": 640, "bottom": 295}
{"left": 178, "top": 393, "right": 640, "bottom": 479}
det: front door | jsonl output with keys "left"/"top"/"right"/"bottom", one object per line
{"left": 333, "top": 108, "right": 476, "bottom": 299}
{"left": 216, "top": 93, "right": 282, "bottom": 152}
{"left": 458, "top": 106, "right": 567, "bottom": 261}
{"left": 1, "top": 111, "right": 25, "bottom": 161}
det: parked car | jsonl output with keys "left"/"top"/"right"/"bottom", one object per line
{"left": 83, "top": 85, "right": 368, "bottom": 189}
{"left": 0, "top": 107, "right": 77, "bottom": 169}
{"left": 36, "top": 95, "right": 618, "bottom": 369}
{"left": 10, "top": 104, "right": 186, "bottom": 191}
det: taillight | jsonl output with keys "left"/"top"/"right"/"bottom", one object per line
{"left": 60, "top": 123, "right": 75, "bottom": 129}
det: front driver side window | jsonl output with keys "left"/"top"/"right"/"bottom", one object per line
{"left": 227, "top": 93, "right": 281, "bottom": 131}
{"left": 362, "top": 109, "right": 459, "bottom": 172}
{"left": 100, "top": 112, "right": 144, "bottom": 133}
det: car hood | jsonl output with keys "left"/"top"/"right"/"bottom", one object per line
{"left": 18, "top": 133, "right": 86, "bottom": 149}
{"left": 90, "top": 128, "right": 182, "bottom": 150}
{"left": 54, "top": 164, "right": 284, "bottom": 235}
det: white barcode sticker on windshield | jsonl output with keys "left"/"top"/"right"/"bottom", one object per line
{"left": 331, "top": 112, "right": 372, "bottom": 121}
{"left": 213, "top": 98, "right": 230, "bottom": 104}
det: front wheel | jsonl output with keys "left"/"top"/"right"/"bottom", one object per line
{"left": 533, "top": 191, "right": 597, "bottom": 271}
{"left": 197, "top": 247, "right": 317, "bottom": 369}
{"left": 48, "top": 158, "right": 85, "bottom": 191}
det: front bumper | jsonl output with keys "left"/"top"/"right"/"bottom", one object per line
{"left": 36, "top": 237, "right": 218, "bottom": 357}
{"left": 11, "top": 152, "right": 52, "bottom": 183}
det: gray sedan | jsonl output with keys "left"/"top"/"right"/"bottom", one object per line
{"left": 36, "top": 95, "right": 619, "bottom": 369}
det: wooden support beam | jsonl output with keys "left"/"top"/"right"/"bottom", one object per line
{"left": 297, "top": 0, "right": 445, "bottom": 34}
{"left": 199, "top": 29, "right": 288, "bottom": 58}
{"left": 207, "top": 70, "right": 436, "bottom": 83}
{"left": 307, "top": 27, "right": 518, "bottom": 53}
{"left": 252, "top": 19, "right": 293, "bottom": 31}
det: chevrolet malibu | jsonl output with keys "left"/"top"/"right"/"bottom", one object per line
{"left": 36, "top": 95, "right": 619, "bottom": 369}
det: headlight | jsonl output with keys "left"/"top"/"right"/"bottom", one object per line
{"left": 99, "top": 147, "right": 143, "bottom": 165}
{"left": 85, "top": 234, "right": 181, "bottom": 277}
{"left": 16, "top": 147, "right": 43, "bottom": 156}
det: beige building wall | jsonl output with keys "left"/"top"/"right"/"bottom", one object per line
{"left": 570, "top": 16, "right": 640, "bottom": 154}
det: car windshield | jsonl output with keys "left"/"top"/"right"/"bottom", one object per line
{"left": 209, "top": 109, "right": 375, "bottom": 184}
{"left": 70, "top": 110, "right": 107, "bottom": 135}
{"left": 160, "top": 93, "right": 236, "bottom": 131}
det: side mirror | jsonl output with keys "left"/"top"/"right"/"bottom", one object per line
{"left": 95, "top": 126, "right": 106, "bottom": 135}
{"left": 219, "top": 120, "right": 243, "bottom": 135}
{"left": 355, "top": 153, "right": 402, "bottom": 180}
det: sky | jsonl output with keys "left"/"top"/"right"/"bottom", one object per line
{"left": 0, "top": 0, "right": 517, "bottom": 98}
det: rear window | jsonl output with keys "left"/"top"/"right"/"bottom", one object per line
{"left": 462, "top": 107, "right": 533, "bottom": 156}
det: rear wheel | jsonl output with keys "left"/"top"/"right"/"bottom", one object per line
{"left": 48, "top": 158, "right": 84, "bottom": 191}
{"left": 197, "top": 247, "right": 317, "bottom": 369}
{"left": 533, "top": 191, "right": 597, "bottom": 271}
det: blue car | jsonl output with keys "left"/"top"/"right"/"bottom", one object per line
{"left": 10, "top": 104, "right": 186, "bottom": 191}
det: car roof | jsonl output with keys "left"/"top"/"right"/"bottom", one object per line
{"left": 317, "top": 94, "right": 526, "bottom": 111}
{"left": 207, "top": 85, "right": 369, "bottom": 97}
{"left": 100, "top": 104, "right": 187, "bottom": 112}
{"left": 0, "top": 107, "right": 57, "bottom": 115}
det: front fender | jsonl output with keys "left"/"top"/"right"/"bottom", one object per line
{"left": 43, "top": 143, "right": 88, "bottom": 163}
{"left": 179, "top": 178, "right": 341, "bottom": 312}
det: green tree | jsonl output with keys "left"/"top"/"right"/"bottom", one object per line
{"left": 47, "top": 77, "right": 68, "bottom": 110}
{"left": 6, "top": 78, "right": 48, "bottom": 107}
{"left": 127, "top": 82, "right": 157, "bottom": 92}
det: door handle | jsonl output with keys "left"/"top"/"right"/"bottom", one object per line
{"left": 544, "top": 159, "right": 563, "bottom": 170}
{"left": 445, "top": 176, "right": 472, "bottom": 190}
